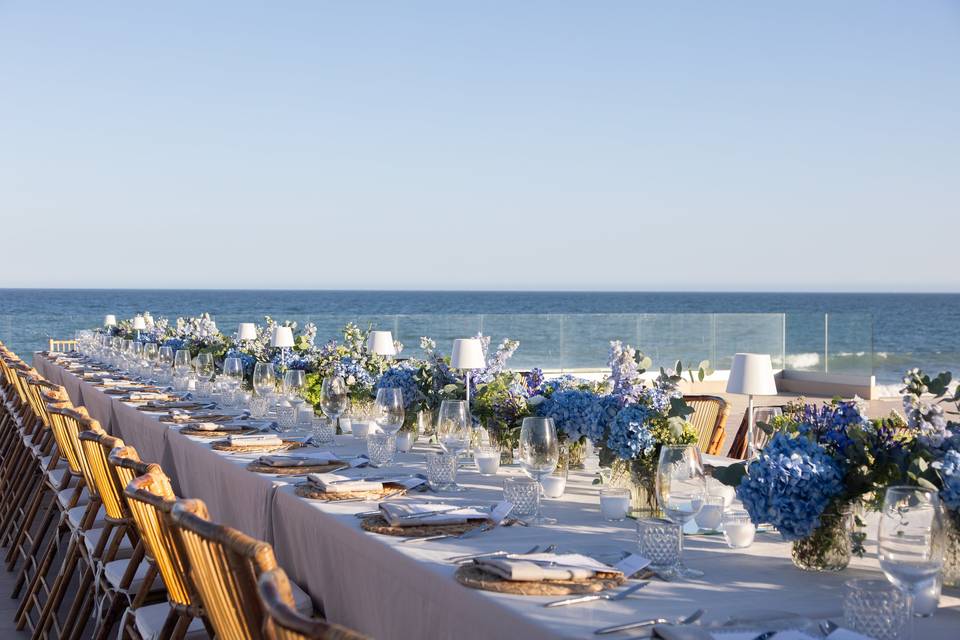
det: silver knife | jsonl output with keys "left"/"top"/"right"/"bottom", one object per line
{"left": 545, "top": 581, "right": 648, "bottom": 608}
{"left": 594, "top": 608, "right": 704, "bottom": 635}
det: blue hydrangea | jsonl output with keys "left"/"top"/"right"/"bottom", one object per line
{"left": 591, "top": 394, "right": 623, "bottom": 435}
{"left": 223, "top": 348, "right": 256, "bottom": 376}
{"left": 538, "top": 389, "right": 604, "bottom": 443}
{"left": 736, "top": 432, "right": 845, "bottom": 540}
{"left": 375, "top": 364, "right": 423, "bottom": 410}
{"left": 271, "top": 351, "right": 310, "bottom": 375}
{"left": 163, "top": 338, "right": 185, "bottom": 352}
{"left": 640, "top": 386, "right": 674, "bottom": 414}
{"left": 523, "top": 368, "right": 545, "bottom": 393}
{"left": 798, "top": 402, "right": 866, "bottom": 453}
{"left": 606, "top": 404, "right": 657, "bottom": 460}
{"left": 938, "top": 450, "right": 960, "bottom": 512}
{"left": 332, "top": 357, "right": 375, "bottom": 389}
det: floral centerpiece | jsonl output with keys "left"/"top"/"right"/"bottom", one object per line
{"left": 897, "top": 369, "right": 960, "bottom": 585}
{"left": 718, "top": 399, "right": 910, "bottom": 571}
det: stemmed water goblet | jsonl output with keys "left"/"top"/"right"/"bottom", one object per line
{"left": 878, "top": 486, "right": 944, "bottom": 637}
{"left": 131, "top": 342, "right": 144, "bottom": 376}
{"left": 195, "top": 353, "right": 215, "bottom": 398}
{"left": 157, "top": 346, "right": 174, "bottom": 384}
{"left": 221, "top": 356, "right": 244, "bottom": 406}
{"left": 656, "top": 444, "right": 707, "bottom": 578}
{"left": 372, "top": 387, "right": 404, "bottom": 464}
{"left": 143, "top": 343, "right": 158, "bottom": 381}
{"left": 122, "top": 339, "right": 134, "bottom": 373}
{"left": 280, "top": 369, "right": 306, "bottom": 432}
{"left": 436, "top": 399, "right": 471, "bottom": 492}
{"left": 519, "top": 417, "right": 560, "bottom": 525}
{"left": 173, "top": 349, "right": 193, "bottom": 391}
{"left": 319, "top": 376, "right": 350, "bottom": 447}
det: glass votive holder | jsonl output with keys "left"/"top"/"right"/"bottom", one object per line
{"left": 367, "top": 433, "right": 397, "bottom": 467}
{"left": 542, "top": 446, "right": 568, "bottom": 498}
{"left": 503, "top": 477, "right": 539, "bottom": 517}
{"left": 913, "top": 574, "right": 942, "bottom": 617}
{"left": 396, "top": 430, "right": 416, "bottom": 453}
{"left": 173, "top": 375, "right": 190, "bottom": 392}
{"left": 425, "top": 451, "right": 458, "bottom": 491}
{"left": 843, "top": 579, "right": 910, "bottom": 640}
{"left": 196, "top": 378, "right": 212, "bottom": 399}
{"left": 249, "top": 396, "right": 269, "bottom": 418}
{"left": 599, "top": 487, "right": 631, "bottom": 521}
{"left": 352, "top": 420, "right": 373, "bottom": 439}
{"left": 637, "top": 518, "right": 682, "bottom": 572}
{"left": 721, "top": 510, "right": 756, "bottom": 549}
{"left": 311, "top": 416, "right": 336, "bottom": 446}
{"left": 473, "top": 446, "right": 501, "bottom": 476}
{"left": 694, "top": 494, "right": 725, "bottom": 531}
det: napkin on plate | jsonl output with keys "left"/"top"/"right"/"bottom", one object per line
{"left": 227, "top": 434, "right": 283, "bottom": 446}
{"left": 473, "top": 552, "right": 621, "bottom": 582}
{"left": 307, "top": 472, "right": 383, "bottom": 493}
{"left": 129, "top": 391, "right": 168, "bottom": 401}
{"left": 259, "top": 452, "right": 340, "bottom": 468}
{"left": 191, "top": 422, "right": 246, "bottom": 432}
{"left": 379, "top": 501, "right": 508, "bottom": 527}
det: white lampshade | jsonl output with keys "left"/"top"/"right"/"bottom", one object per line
{"left": 272, "top": 326, "right": 295, "bottom": 348}
{"left": 367, "top": 331, "right": 397, "bottom": 356}
{"left": 103, "top": 314, "right": 117, "bottom": 327}
{"left": 132, "top": 315, "right": 147, "bottom": 331}
{"left": 237, "top": 323, "right": 258, "bottom": 340}
{"left": 450, "top": 338, "right": 485, "bottom": 370}
{"left": 726, "top": 353, "right": 778, "bottom": 396}
{"left": 143, "top": 312, "right": 154, "bottom": 327}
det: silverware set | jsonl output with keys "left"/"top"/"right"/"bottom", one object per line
{"left": 593, "top": 608, "right": 705, "bottom": 635}
{"left": 546, "top": 581, "right": 649, "bottom": 608}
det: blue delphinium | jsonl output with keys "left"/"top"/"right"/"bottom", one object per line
{"left": 375, "top": 364, "right": 423, "bottom": 410}
{"left": 937, "top": 450, "right": 960, "bottom": 512}
{"left": 798, "top": 402, "right": 866, "bottom": 453}
{"left": 736, "top": 432, "right": 845, "bottom": 540}
{"left": 522, "top": 368, "right": 545, "bottom": 394}
{"left": 606, "top": 404, "right": 657, "bottom": 460}
{"left": 538, "top": 389, "right": 603, "bottom": 443}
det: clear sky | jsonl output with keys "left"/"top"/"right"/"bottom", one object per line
{"left": 1, "top": 2, "right": 957, "bottom": 291}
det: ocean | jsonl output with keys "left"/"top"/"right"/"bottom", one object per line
{"left": 1, "top": 289, "right": 958, "bottom": 385}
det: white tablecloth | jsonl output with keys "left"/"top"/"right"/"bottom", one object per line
{"left": 34, "top": 353, "right": 960, "bottom": 639}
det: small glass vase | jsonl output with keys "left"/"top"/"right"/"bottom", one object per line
{"left": 791, "top": 507, "right": 852, "bottom": 572}
{"left": 609, "top": 460, "right": 659, "bottom": 517}
{"left": 942, "top": 510, "right": 960, "bottom": 587}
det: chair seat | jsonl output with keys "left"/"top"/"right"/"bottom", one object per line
{"left": 56, "top": 486, "right": 89, "bottom": 509}
{"left": 290, "top": 578, "right": 313, "bottom": 615}
{"left": 83, "top": 527, "right": 134, "bottom": 559}
{"left": 68, "top": 504, "right": 106, "bottom": 530}
{"left": 49, "top": 467, "right": 80, "bottom": 490}
{"left": 104, "top": 559, "right": 163, "bottom": 594}
{"left": 134, "top": 602, "right": 208, "bottom": 640}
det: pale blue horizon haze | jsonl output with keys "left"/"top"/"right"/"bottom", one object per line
{"left": 1, "top": 2, "right": 958, "bottom": 291}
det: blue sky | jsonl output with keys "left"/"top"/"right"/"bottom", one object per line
{"left": 1, "top": 2, "right": 957, "bottom": 291}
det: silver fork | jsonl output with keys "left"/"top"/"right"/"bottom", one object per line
{"left": 594, "top": 608, "right": 704, "bottom": 635}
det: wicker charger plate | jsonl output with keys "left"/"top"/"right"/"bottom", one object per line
{"left": 179, "top": 426, "right": 260, "bottom": 438}
{"left": 359, "top": 514, "right": 487, "bottom": 538}
{"left": 454, "top": 564, "right": 625, "bottom": 596}
{"left": 294, "top": 482, "right": 406, "bottom": 501}
{"left": 210, "top": 439, "right": 304, "bottom": 453}
{"left": 161, "top": 414, "right": 235, "bottom": 425}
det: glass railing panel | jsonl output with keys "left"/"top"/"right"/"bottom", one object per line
{"left": 559, "top": 314, "right": 640, "bottom": 370}
{"left": 477, "top": 314, "right": 563, "bottom": 370}
{"left": 638, "top": 314, "right": 714, "bottom": 371}
{"left": 713, "top": 313, "right": 785, "bottom": 370}
{"left": 394, "top": 314, "right": 482, "bottom": 360}
{"left": 784, "top": 312, "right": 828, "bottom": 373}
{"left": 824, "top": 312, "right": 873, "bottom": 376}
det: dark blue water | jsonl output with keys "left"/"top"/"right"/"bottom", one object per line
{"left": 1, "top": 289, "right": 957, "bottom": 383}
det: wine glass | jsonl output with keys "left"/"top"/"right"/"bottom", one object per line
{"left": 143, "top": 343, "right": 158, "bottom": 378}
{"left": 374, "top": 388, "right": 405, "bottom": 436}
{"left": 878, "top": 486, "right": 944, "bottom": 632}
{"left": 131, "top": 342, "right": 144, "bottom": 375}
{"left": 319, "top": 376, "right": 350, "bottom": 446}
{"left": 157, "top": 346, "right": 174, "bottom": 383}
{"left": 195, "top": 353, "right": 214, "bottom": 382}
{"left": 436, "top": 399, "right": 470, "bottom": 492}
{"left": 122, "top": 339, "right": 134, "bottom": 371}
{"left": 173, "top": 349, "right": 192, "bottom": 375}
{"left": 519, "top": 417, "right": 560, "bottom": 525}
{"left": 283, "top": 369, "right": 306, "bottom": 402}
{"left": 252, "top": 362, "right": 276, "bottom": 397}
{"left": 656, "top": 444, "right": 707, "bottom": 578}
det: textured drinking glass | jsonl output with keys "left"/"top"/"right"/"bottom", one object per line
{"left": 637, "top": 519, "right": 682, "bottom": 573}
{"left": 425, "top": 452, "right": 458, "bottom": 491}
{"left": 503, "top": 477, "right": 540, "bottom": 518}
{"left": 311, "top": 416, "right": 336, "bottom": 446}
{"left": 276, "top": 402, "right": 297, "bottom": 432}
{"left": 249, "top": 396, "right": 269, "bottom": 418}
{"left": 844, "top": 579, "right": 910, "bottom": 640}
{"left": 367, "top": 433, "right": 397, "bottom": 467}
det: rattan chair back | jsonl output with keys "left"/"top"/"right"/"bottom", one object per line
{"left": 258, "top": 568, "right": 366, "bottom": 640}
{"left": 684, "top": 395, "right": 730, "bottom": 455}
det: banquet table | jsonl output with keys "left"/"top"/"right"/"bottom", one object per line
{"left": 33, "top": 352, "right": 960, "bottom": 639}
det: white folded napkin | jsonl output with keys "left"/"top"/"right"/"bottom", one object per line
{"left": 379, "top": 502, "right": 501, "bottom": 527}
{"left": 474, "top": 553, "right": 617, "bottom": 582}
{"left": 227, "top": 434, "right": 283, "bottom": 446}
{"left": 191, "top": 422, "right": 246, "bottom": 432}
{"left": 259, "top": 452, "right": 340, "bottom": 468}
{"left": 128, "top": 391, "right": 168, "bottom": 401}
{"left": 307, "top": 472, "right": 383, "bottom": 493}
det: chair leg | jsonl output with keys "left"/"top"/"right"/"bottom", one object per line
{"left": 24, "top": 529, "right": 81, "bottom": 635}
{"left": 92, "top": 589, "right": 126, "bottom": 640}
{"left": 0, "top": 457, "right": 38, "bottom": 538}
{"left": 62, "top": 567, "right": 96, "bottom": 640}
{"left": 5, "top": 477, "right": 50, "bottom": 567}
{"left": 14, "top": 516, "right": 69, "bottom": 628}
{"left": 10, "top": 492, "right": 60, "bottom": 595}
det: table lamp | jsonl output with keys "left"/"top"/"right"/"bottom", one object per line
{"left": 104, "top": 315, "right": 117, "bottom": 328}
{"left": 726, "top": 353, "right": 778, "bottom": 459}
{"left": 367, "top": 330, "right": 397, "bottom": 357}
{"left": 451, "top": 338, "right": 485, "bottom": 408}
{"left": 132, "top": 315, "right": 147, "bottom": 341}
{"left": 272, "top": 326, "right": 295, "bottom": 367}
{"left": 237, "top": 322, "right": 258, "bottom": 341}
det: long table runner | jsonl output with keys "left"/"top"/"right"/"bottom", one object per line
{"left": 34, "top": 353, "right": 960, "bottom": 639}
